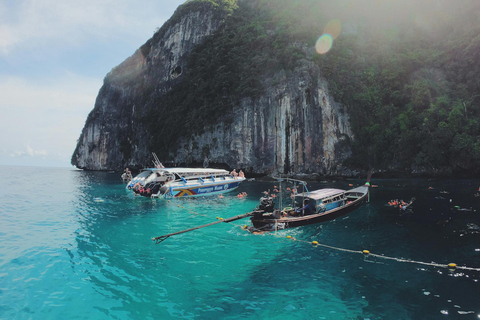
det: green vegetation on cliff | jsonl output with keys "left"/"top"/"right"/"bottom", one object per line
{"left": 314, "top": 0, "right": 480, "bottom": 173}
{"left": 146, "top": 0, "right": 480, "bottom": 174}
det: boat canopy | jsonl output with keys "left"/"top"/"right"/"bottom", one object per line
{"left": 296, "top": 188, "right": 345, "bottom": 201}
{"left": 144, "top": 168, "right": 229, "bottom": 175}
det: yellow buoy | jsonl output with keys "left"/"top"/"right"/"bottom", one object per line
{"left": 363, "top": 250, "right": 370, "bottom": 255}
{"left": 242, "top": 225, "right": 247, "bottom": 229}
{"left": 219, "top": 218, "right": 224, "bottom": 220}
{"left": 286, "top": 235, "right": 292, "bottom": 239}
{"left": 448, "top": 263, "right": 457, "bottom": 269}
{"left": 312, "top": 241, "right": 319, "bottom": 245}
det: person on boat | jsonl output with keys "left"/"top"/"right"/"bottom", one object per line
{"left": 231, "top": 169, "right": 238, "bottom": 179}
{"left": 238, "top": 170, "right": 245, "bottom": 178}
{"left": 122, "top": 168, "right": 132, "bottom": 181}
{"left": 296, "top": 199, "right": 313, "bottom": 216}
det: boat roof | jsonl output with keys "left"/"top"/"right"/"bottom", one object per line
{"left": 144, "top": 167, "right": 229, "bottom": 174}
{"left": 296, "top": 188, "right": 345, "bottom": 200}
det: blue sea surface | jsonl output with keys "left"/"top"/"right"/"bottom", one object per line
{"left": 0, "top": 166, "right": 479, "bottom": 319}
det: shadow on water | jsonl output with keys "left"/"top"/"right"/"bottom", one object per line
{"left": 173, "top": 178, "right": 480, "bottom": 320}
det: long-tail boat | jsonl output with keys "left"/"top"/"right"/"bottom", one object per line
{"left": 152, "top": 173, "right": 371, "bottom": 243}
{"left": 248, "top": 179, "right": 370, "bottom": 233}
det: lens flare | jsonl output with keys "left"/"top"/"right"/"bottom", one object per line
{"left": 315, "top": 34, "right": 333, "bottom": 54}
{"left": 323, "top": 19, "right": 342, "bottom": 39}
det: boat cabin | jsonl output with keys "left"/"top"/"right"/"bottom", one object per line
{"left": 294, "top": 188, "right": 347, "bottom": 215}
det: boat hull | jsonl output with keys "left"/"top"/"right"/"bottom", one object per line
{"left": 168, "top": 180, "right": 244, "bottom": 198}
{"left": 128, "top": 167, "right": 245, "bottom": 198}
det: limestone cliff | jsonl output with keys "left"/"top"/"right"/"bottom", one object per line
{"left": 72, "top": 0, "right": 354, "bottom": 175}
{"left": 173, "top": 63, "right": 352, "bottom": 175}
{"left": 72, "top": 1, "right": 227, "bottom": 171}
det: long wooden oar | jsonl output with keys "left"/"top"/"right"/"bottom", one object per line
{"left": 152, "top": 211, "right": 259, "bottom": 244}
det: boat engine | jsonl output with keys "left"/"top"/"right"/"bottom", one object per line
{"left": 258, "top": 196, "right": 275, "bottom": 213}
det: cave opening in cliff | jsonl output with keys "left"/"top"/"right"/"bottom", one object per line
{"left": 171, "top": 66, "right": 182, "bottom": 77}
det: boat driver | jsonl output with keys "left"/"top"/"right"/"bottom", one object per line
{"left": 296, "top": 199, "right": 313, "bottom": 216}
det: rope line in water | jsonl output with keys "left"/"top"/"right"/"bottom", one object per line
{"left": 277, "top": 234, "right": 480, "bottom": 271}
{"left": 228, "top": 222, "right": 480, "bottom": 272}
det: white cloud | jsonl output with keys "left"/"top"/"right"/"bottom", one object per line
{"left": 0, "top": 0, "right": 183, "bottom": 55}
{"left": 1, "top": 74, "right": 100, "bottom": 111}
{"left": 0, "top": 74, "right": 102, "bottom": 166}
{"left": 0, "top": 0, "right": 186, "bottom": 167}
{"left": 10, "top": 145, "right": 47, "bottom": 157}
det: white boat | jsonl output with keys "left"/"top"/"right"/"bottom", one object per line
{"left": 127, "top": 167, "right": 245, "bottom": 198}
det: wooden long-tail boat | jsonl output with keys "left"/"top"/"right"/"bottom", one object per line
{"left": 247, "top": 182, "right": 370, "bottom": 233}
{"left": 152, "top": 173, "right": 371, "bottom": 243}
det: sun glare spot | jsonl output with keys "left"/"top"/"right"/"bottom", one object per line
{"left": 324, "top": 19, "right": 342, "bottom": 39}
{"left": 414, "top": 14, "right": 432, "bottom": 32}
{"left": 315, "top": 34, "right": 333, "bottom": 54}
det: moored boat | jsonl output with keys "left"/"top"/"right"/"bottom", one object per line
{"left": 151, "top": 174, "right": 371, "bottom": 243}
{"left": 247, "top": 178, "right": 370, "bottom": 232}
{"left": 127, "top": 167, "right": 245, "bottom": 198}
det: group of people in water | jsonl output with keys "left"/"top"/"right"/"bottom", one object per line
{"left": 387, "top": 199, "right": 412, "bottom": 211}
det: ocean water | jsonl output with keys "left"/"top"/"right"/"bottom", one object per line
{"left": 0, "top": 166, "right": 479, "bottom": 320}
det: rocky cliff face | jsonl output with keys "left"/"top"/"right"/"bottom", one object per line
{"left": 72, "top": 1, "right": 353, "bottom": 176}
{"left": 173, "top": 62, "right": 352, "bottom": 175}
{"left": 72, "top": 2, "right": 225, "bottom": 170}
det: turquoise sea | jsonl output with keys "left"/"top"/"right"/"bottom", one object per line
{"left": 0, "top": 165, "right": 479, "bottom": 319}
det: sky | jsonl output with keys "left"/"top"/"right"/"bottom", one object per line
{"left": 0, "top": 0, "right": 185, "bottom": 168}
